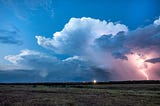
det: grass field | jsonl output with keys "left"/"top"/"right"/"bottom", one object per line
{"left": 0, "top": 82, "right": 160, "bottom": 106}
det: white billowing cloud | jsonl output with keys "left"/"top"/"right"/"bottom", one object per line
{"left": 4, "top": 49, "right": 41, "bottom": 64}
{"left": 154, "top": 17, "right": 160, "bottom": 26}
{"left": 4, "top": 49, "right": 59, "bottom": 69}
{"left": 36, "top": 17, "right": 128, "bottom": 54}
{"left": 4, "top": 49, "right": 59, "bottom": 78}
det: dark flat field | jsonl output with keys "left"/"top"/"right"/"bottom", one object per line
{"left": 0, "top": 81, "right": 160, "bottom": 106}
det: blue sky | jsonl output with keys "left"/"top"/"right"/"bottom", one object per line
{"left": 0, "top": 0, "right": 160, "bottom": 82}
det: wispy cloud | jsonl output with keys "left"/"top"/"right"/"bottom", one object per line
{"left": 0, "top": 0, "right": 54, "bottom": 20}
{"left": 0, "top": 26, "right": 22, "bottom": 45}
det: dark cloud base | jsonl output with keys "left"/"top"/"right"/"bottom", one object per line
{"left": 0, "top": 69, "right": 111, "bottom": 82}
{"left": 145, "top": 57, "right": 160, "bottom": 64}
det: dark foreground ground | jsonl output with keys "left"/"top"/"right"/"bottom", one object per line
{"left": 0, "top": 81, "right": 160, "bottom": 106}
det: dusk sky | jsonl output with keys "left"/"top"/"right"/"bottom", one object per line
{"left": 0, "top": 0, "right": 160, "bottom": 82}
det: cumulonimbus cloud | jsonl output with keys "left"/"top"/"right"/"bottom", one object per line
{"left": 36, "top": 17, "right": 128, "bottom": 55}
{"left": 35, "top": 17, "right": 160, "bottom": 80}
{"left": 4, "top": 17, "right": 160, "bottom": 81}
{"left": 35, "top": 17, "right": 160, "bottom": 60}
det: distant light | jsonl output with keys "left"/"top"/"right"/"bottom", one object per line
{"left": 93, "top": 80, "right": 97, "bottom": 84}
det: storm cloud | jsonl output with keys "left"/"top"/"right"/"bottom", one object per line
{"left": 145, "top": 57, "right": 160, "bottom": 64}
{"left": 95, "top": 18, "right": 160, "bottom": 60}
{"left": 4, "top": 17, "right": 160, "bottom": 81}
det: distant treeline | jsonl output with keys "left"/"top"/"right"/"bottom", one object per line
{"left": 0, "top": 80, "right": 160, "bottom": 85}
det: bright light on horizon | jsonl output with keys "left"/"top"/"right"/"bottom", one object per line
{"left": 93, "top": 80, "right": 97, "bottom": 84}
